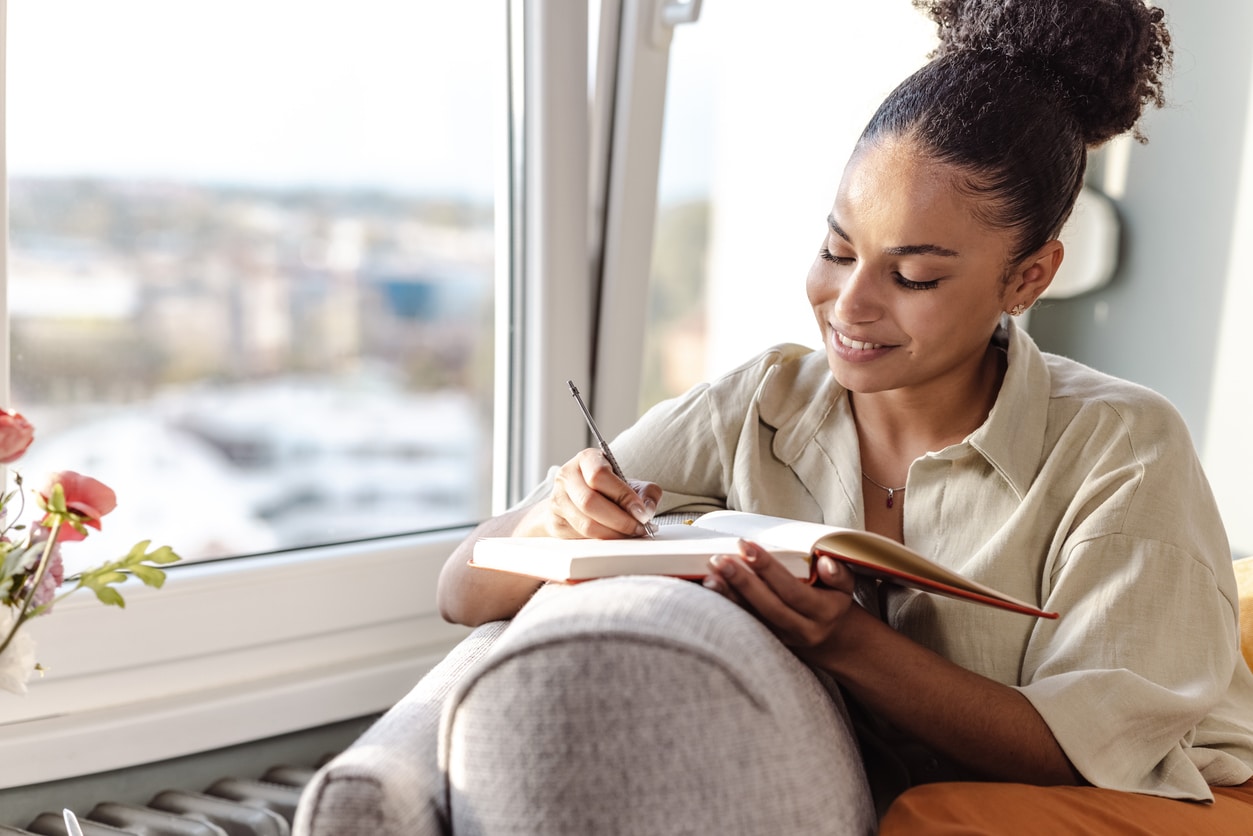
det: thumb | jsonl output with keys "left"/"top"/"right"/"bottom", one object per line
{"left": 816, "top": 555, "right": 854, "bottom": 593}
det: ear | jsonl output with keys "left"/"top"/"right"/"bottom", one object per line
{"left": 1006, "top": 239, "right": 1064, "bottom": 310}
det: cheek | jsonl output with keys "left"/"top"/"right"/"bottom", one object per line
{"left": 805, "top": 261, "right": 830, "bottom": 309}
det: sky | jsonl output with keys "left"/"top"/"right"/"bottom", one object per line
{"left": 6, "top": 1, "right": 503, "bottom": 198}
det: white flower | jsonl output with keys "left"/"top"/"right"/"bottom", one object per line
{"left": 0, "top": 607, "right": 37, "bottom": 695}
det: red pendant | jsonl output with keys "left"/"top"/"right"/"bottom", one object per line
{"left": 886, "top": 488, "right": 895, "bottom": 509}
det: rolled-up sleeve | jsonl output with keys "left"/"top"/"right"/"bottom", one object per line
{"left": 1018, "top": 534, "right": 1239, "bottom": 799}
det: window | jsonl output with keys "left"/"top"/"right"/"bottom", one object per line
{"left": 640, "top": 2, "right": 935, "bottom": 411}
{"left": 1, "top": 0, "right": 507, "bottom": 787}
{"left": 7, "top": 1, "right": 496, "bottom": 572}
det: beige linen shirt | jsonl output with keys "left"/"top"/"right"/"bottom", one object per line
{"left": 606, "top": 322, "right": 1253, "bottom": 800}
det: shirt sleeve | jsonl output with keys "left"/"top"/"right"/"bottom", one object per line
{"left": 609, "top": 347, "right": 809, "bottom": 516}
{"left": 1017, "top": 537, "right": 1242, "bottom": 800}
{"left": 610, "top": 381, "right": 732, "bottom": 516}
{"left": 1004, "top": 368, "right": 1253, "bottom": 800}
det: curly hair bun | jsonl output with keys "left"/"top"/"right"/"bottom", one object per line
{"left": 915, "top": 0, "right": 1172, "bottom": 145}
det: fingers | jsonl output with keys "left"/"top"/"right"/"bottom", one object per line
{"left": 701, "top": 562, "right": 750, "bottom": 609}
{"left": 704, "top": 541, "right": 855, "bottom": 649}
{"left": 548, "top": 449, "right": 659, "bottom": 539}
{"left": 815, "top": 555, "right": 856, "bottom": 594}
{"left": 629, "top": 479, "right": 664, "bottom": 519}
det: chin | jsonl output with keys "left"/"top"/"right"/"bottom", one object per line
{"left": 824, "top": 355, "right": 891, "bottom": 395}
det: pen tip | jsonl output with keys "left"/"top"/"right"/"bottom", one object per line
{"left": 567, "top": 379, "right": 578, "bottom": 394}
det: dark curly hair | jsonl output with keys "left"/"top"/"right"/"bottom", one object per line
{"left": 859, "top": 0, "right": 1172, "bottom": 265}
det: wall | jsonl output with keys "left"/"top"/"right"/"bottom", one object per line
{"left": 1027, "top": 0, "right": 1253, "bottom": 554}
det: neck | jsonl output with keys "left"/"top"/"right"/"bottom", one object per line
{"left": 851, "top": 342, "right": 1007, "bottom": 463}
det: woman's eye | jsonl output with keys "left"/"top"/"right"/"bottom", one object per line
{"left": 819, "top": 247, "right": 853, "bottom": 265}
{"left": 895, "top": 273, "right": 940, "bottom": 291}
{"left": 819, "top": 248, "right": 938, "bottom": 289}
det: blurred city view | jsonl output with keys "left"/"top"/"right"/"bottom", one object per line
{"left": 4, "top": 1, "right": 503, "bottom": 571}
{"left": 8, "top": 177, "right": 495, "bottom": 569}
{"left": 0, "top": 1, "right": 732, "bottom": 573}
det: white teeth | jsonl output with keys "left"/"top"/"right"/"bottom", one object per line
{"left": 836, "top": 332, "right": 883, "bottom": 351}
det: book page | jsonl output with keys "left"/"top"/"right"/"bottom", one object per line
{"left": 693, "top": 510, "right": 855, "bottom": 551}
{"left": 693, "top": 510, "right": 1056, "bottom": 618}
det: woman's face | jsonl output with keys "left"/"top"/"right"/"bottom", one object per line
{"left": 806, "top": 136, "right": 1037, "bottom": 398}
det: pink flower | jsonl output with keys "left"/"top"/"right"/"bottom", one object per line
{"left": 0, "top": 409, "right": 34, "bottom": 464}
{"left": 26, "top": 543, "right": 63, "bottom": 611}
{"left": 39, "top": 471, "right": 118, "bottom": 542}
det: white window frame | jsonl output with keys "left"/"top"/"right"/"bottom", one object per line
{"left": 0, "top": 0, "right": 684, "bottom": 788}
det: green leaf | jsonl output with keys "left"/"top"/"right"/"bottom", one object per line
{"left": 47, "top": 483, "right": 67, "bottom": 515}
{"left": 123, "top": 540, "right": 153, "bottom": 562}
{"left": 2, "top": 542, "right": 42, "bottom": 581}
{"left": 128, "top": 564, "right": 167, "bottom": 589}
{"left": 105, "top": 566, "right": 126, "bottom": 581}
{"left": 144, "top": 545, "right": 182, "bottom": 566}
{"left": 86, "top": 569, "right": 128, "bottom": 587}
{"left": 36, "top": 537, "right": 183, "bottom": 614}
{"left": 90, "top": 585, "right": 126, "bottom": 608}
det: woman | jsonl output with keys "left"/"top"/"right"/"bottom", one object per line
{"left": 438, "top": 0, "right": 1253, "bottom": 829}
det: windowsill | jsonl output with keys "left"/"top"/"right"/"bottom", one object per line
{"left": 0, "top": 529, "right": 473, "bottom": 789}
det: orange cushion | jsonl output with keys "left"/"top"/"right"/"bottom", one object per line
{"left": 880, "top": 780, "right": 1253, "bottom": 835}
{"left": 1234, "top": 556, "right": 1253, "bottom": 674}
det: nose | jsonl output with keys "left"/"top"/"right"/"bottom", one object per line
{"left": 832, "top": 264, "right": 882, "bottom": 325}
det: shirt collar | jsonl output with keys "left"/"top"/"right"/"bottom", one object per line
{"left": 756, "top": 346, "right": 846, "bottom": 466}
{"left": 951, "top": 320, "right": 1051, "bottom": 499}
{"left": 755, "top": 320, "right": 1051, "bottom": 500}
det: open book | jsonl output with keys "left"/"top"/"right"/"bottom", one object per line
{"left": 471, "top": 510, "right": 1058, "bottom": 619}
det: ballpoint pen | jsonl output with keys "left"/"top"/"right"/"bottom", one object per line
{"left": 567, "top": 380, "right": 657, "bottom": 538}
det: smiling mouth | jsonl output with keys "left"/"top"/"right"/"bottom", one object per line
{"left": 836, "top": 331, "right": 886, "bottom": 351}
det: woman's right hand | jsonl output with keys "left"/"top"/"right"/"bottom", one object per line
{"left": 515, "top": 447, "right": 662, "bottom": 540}
{"left": 438, "top": 448, "right": 661, "bottom": 626}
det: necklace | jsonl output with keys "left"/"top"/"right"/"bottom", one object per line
{"left": 862, "top": 472, "right": 906, "bottom": 509}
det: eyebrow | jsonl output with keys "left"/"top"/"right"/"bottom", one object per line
{"left": 827, "top": 215, "right": 960, "bottom": 258}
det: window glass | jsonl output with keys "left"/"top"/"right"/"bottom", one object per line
{"left": 641, "top": 3, "right": 934, "bottom": 411}
{"left": 7, "top": 1, "right": 498, "bottom": 569}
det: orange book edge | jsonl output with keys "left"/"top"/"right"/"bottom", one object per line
{"left": 815, "top": 548, "right": 1059, "bottom": 619}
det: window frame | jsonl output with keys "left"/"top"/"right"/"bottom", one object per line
{"left": 3, "top": 532, "right": 468, "bottom": 787}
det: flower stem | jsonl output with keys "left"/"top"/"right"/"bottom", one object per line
{"left": 0, "top": 518, "right": 61, "bottom": 658}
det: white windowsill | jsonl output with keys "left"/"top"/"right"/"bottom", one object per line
{"left": 0, "top": 529, "right": 474, "bottom": 789}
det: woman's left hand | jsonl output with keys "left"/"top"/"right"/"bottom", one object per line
{"left": 702, "top": 540, "right": 858, "bottom": 665}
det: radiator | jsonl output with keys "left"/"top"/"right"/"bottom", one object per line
{"left": 5, "top": 764, "right": 319, "bottom": 836}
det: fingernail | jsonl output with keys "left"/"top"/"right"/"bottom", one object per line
{"left": 818, "top": 556, "right": 837, "bottom": 575}
{"left": 710, "top": 555, "right": 735, "bottom": 578}
{"left": 629, "top": 503, "right": 651, "bottom": 524}
{"left": 741, "top": 540, "right": 759, "bottom": 564}
{"left": 702, "top": 575, "right": 721, "bottom": 592}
